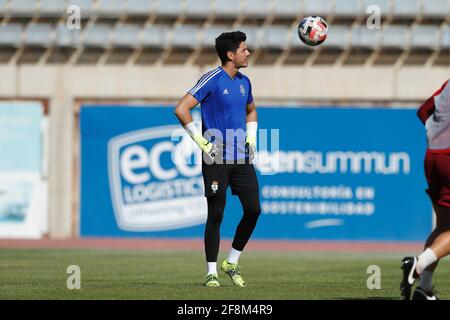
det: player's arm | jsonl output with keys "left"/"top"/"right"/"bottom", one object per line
{"left": 417, "top": 96, "right": 436, "bottom": 125}
{"left": 174, "top": 94, "right": 218, "bottom": 159}
{"left": 174, "top": 93, "right": 198, "bottom": 126}
{"left": 246, "top": 100, "right": 257, "bottom": 124}
{"left": 245, "top": 101, "right": 258, "bottom": 158}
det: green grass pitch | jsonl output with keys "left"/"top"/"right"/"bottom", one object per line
{"left": 1, "top": 248, "right": 449, "bottom": 300}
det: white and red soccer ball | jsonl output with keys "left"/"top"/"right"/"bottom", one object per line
{"left": 298, "top": 16, "right": 328, "bottom": 46}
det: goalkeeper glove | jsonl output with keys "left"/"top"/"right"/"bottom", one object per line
{"left": 245, "top": 122, "right": 257, "bottom": 161}
{"left": 193, "top": 134, "right": 221, "bottom": 162}
{"left": 184, "top": 122, "right": 221, "bottom": 163}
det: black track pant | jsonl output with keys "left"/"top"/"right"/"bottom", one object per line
{"left": 204, "top": 188, "right": 261, "bottom": 262}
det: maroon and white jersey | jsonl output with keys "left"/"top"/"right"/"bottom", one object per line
{"left": 417, "top": 79, "right": 450, "bottom": 150}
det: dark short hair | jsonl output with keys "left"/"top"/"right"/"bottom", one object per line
{"left": 215, "top": 31, "right": 247, "bottom": 65}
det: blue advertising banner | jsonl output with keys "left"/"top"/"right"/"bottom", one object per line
{"left": 80, "top": 106, "right": 431, "bottom": 241}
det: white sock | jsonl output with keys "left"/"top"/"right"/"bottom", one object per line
{"left": 207, "top": 262, "right": 217, "bottom": 275}
{"left": 418, "top": 271, "right": 434, "bottom": 292}
{"left": 227, "top": 248, "right": 242, "bottom": 264}
{"left": 416, "top": 248, "right": 438, "bottom": 274}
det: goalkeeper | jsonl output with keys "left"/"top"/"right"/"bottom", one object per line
{"left": 174, "top": 31, "right": 261, "bottom": 288}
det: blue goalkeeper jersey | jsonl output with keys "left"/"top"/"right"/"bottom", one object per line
{"left": 187, "top": 66, "right": 254, "bottom": 160}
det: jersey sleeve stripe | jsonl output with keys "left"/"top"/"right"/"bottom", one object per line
{"left": 187, "top": 67, "right": 219, "bottom": 94}
{"left": 188, "top": 68, "right": 221, "bottom": 95}
{"left": 188, "top": 68, "right": 220, "bottom": 95}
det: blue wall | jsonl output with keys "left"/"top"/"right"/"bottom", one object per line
{"left": 80, "top": 105, "right": 431, "bottom": 241}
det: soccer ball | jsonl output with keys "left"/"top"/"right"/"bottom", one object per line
{"left": 298, "top": 16, "right": 328, "bottom": 46}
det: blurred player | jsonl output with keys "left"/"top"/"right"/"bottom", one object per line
{"left": 174, "top": 31, "right": 260, "bottom": 287}
{"left": 400, "top": 79, "right": 450, "bottom": 300}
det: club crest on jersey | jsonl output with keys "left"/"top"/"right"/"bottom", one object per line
{"left": 240, "top": 84, "right": 245, "bottom": 96}
{"left": 211, "top": 181, "right": 219, "bottom": 193}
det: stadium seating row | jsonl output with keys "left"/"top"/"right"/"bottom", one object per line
{"left": 0, "top": 0, "right": 449, "bottom": 19}
{"left": 0, "top": 22, "right": 448, "bottom": 50}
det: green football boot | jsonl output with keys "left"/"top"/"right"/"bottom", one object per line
{"left": 204, "top": 273, "right": 220, "bottom": 287}
{"left": 221, "top": 260, "right": 246, "bottom": 287}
